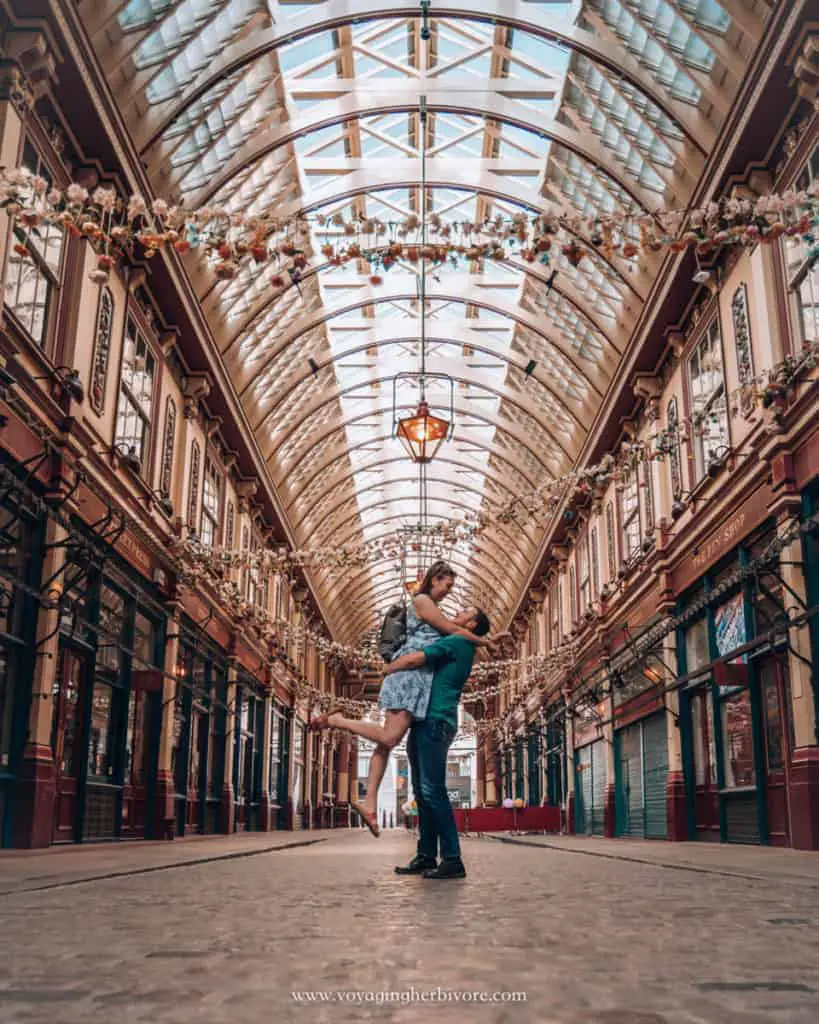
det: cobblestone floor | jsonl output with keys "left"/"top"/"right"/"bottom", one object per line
{"left": 1, "top": 830, "right": 819, "bottom": 1024}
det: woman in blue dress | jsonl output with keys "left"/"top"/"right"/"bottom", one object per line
{"left": 313, "top": 561, "right": 497, "bottom": 836}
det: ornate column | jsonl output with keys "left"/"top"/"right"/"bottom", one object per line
{"left": 664, "top": 634, "right": 687, "bottom": 841}
{"left": 259, "top": 688, "right": 273, "bottom": 831}
{"left": 603, "top": 686, "right": 616, "bottom": 839}
{"left": 153, "top": 601, "right": 181, "bottom": 840}
{"left": 335, "top": 734, "right": 350, "bottom": 826}
{"left": 565, "top": 695, "right": 575, "bottom": 834}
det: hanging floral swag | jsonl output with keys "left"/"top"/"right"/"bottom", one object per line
{"left": 1, "top": 168, "right": 818, "bottom": 287}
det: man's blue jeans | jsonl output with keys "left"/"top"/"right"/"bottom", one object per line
{"left": 407, "top": 717, "right": 461, "bottom": 862}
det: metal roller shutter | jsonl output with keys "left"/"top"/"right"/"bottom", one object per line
{"left": 576, "top": 745, "right": 593, "bottom": 835}
{"left": 643, "top": 713, "right": 669, "bottom": 840}
{"left": 616, "top": 725, "right": 644, "bottom": 837}
{"left": 590, "top": 741, "right": 607, "bottom": 836}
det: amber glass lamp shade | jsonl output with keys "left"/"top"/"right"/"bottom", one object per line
{"left": 396, "top": 401, "right": 449, "bottom": 463}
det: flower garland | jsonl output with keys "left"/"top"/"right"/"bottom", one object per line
{"left": 1, "top": 168, "right": 817, "bottom": 286}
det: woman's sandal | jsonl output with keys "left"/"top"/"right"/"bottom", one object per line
{"left": 351, "top": 801, "right": 380, "bottom": 838}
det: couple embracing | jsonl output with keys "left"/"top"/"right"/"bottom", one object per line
{"left": 313, "top": 561, "right": 506, "bottom": 880}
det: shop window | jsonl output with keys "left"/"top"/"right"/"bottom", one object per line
{"left": 51, "top": 650, "right": 82, "bottom": 777}
{"left": 761, "top": 661, "right": 783, "bottom": 773}
{"left": 578, "top": 532, "right": 591, "bottom": 616}
{"left": 293, "top": 721, "right": 305, "bottom": 812}
{"left": 620, "top": 469, "right": 641, "bottom": 560}
{"left": 97, "top": 584, "right": 126, "bottom": 673}
{"left": 4, "top": 140, "right": 64, "bottom": 348}
{"left": 720, "top": 688, "right": 755, "bottom": 789}
{"left": 782, "top": 146, "right": 819, "bottom": 349}
{"left": 269, "top": 707, "right": 283, "bottom": 804}
{"left": 201, "top": 458, "right": 222, "bottom": 548}
{"left": 688, "top": 319, "right": 729, "bottom": 480}
{"left": 87, "top": 681, "right": 116, "bottom": 780}
{"left": 691, "top": 689, "right": 716, "bottom": 787}
{"left": 115, "top": 318, "right": 156, "bottom": 472}
{"left": 685, "top": 617, "right": 710, "bottom": 681}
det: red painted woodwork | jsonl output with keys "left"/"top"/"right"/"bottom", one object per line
{"left": 789, "top": 747, "right": 819, "bottom": 851}
{"left": 454, "top": 805, "right": 561, "bottom": 833}
{"left": 51, "top": 649, "right": 87, "bottom": 843}
{"left": 12, "top": 743, "right": 56, "bottom": 848}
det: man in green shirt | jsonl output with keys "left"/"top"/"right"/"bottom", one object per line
{"left": 388, "top": 606, "right": 491, "bottom": 880}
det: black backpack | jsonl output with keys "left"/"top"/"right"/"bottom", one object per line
{"left": 379, "top": 601, "right": 407, "bottom": 661}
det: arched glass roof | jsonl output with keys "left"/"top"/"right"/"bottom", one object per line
{"left": 86, "top": 0, "right": 757, "bottom": 641}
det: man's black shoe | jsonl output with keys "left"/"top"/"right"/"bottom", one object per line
{"left": 423, "top": 858, "right": 466, "bottom": 879}
{"left": 395, "top": 855, "right": 437, "bottom": 875}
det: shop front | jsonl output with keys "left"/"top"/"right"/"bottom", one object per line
{"left": 574, "top": 713, "right": 606, "bottom": 836}
{"left": 172, "top": 621, "right": 228, "bottom": 836}
{"left": 612, "top": 659, "right": 669, "bottom": 840}
{"left": 234, "top": 672, "right": 265, "bottom": 831}
{"left": 677, "top": 520, "right": 795, "bottom": 846}
{"left": 51, "top": 545, "right": 166, "bottom": 843}
{"left": 268, "top": 701, "right": 290, "bottom": 829}
{"left": 0, "top": 479, "right": 42, "bottom": 847}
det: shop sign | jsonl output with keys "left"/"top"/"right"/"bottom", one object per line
{"left": 672, "top": 484, "right": 771, "bottom": 593}
{"left": 114, "top": 529, "right": 155, "bottom": 578}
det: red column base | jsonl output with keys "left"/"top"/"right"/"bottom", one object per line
{"left": 790, "top": 746, "right": 819, "bottom": 851}
{"left": 220, "top": 785, "right": 235, "bottom": 834}
{"left": 666, "top": 771, "right": 688, "bottom": 841}
{"left": 567, "top": 792, "right": 576, "bottom": 835}
{"left": 334, "top": 802, "right": 350, "bottom": 828}
{"left": 151, "top": 769, "right": 176, "bottom": 840}
{"left": 604, "top": 784, "right": 616, "bottom": 838}
{"left": 11, "top": 744, "right": 56, "bottom": 849}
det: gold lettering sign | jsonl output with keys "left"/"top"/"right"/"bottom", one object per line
{"left": 116, "top": 530, "right": 153, "bottom": 575}
{"left": 691, "top": 511, "right": 747, "bottom": 572}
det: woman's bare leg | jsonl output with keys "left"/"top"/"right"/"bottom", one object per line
{"left": 331, "top": 711, "right": 411, "bottom": 818}
{"left": 361, "top": 743, "right": 391, "bottom": 818}
{"left": 328, "top": 709, "right": 411, "bottom": 750}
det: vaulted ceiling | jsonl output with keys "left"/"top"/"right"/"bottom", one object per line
{"left": 82, "top": 0, "right": 769, "bottom": 642}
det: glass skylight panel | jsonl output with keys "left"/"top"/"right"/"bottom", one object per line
{"left": 142, "top": 0, "right": 266, "bottom": 103}
{"left": 278, "top": 32, "right": 338, "bottom": 75}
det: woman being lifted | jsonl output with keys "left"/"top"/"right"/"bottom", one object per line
{"left": 313, "top": 560, "right": 498, "bottom": 837}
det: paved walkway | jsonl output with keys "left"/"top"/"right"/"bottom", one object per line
{"left": 1, "top": 830, "right": 818, "bottom": 1023}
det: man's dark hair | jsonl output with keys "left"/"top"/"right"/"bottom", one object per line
{"left": 472, "top": 609, "right": 491, "bottom": 637}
